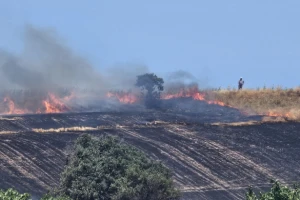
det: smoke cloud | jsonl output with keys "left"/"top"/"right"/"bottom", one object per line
{"left": 0, "top": 25, "right": 150, "bottom": 113}
{"left": 164, "top": 70, "right": 200, "bottom": 92}
{"left": 0, "top": 24, "right": 212, "bottom": 115}
{"left": 0, "top": 25, "right": 148, "bottom": 92}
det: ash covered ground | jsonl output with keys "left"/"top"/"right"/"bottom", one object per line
{"left": 0, "top": 99, "right": 299, "bottom": 200}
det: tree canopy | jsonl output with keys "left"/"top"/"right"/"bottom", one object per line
{"left": 58, "top": 134, "right": 180, "bottom": 200}
{"left": 135, "top": 73, "right": 164, "bottom": 108}
{"left": 246, "top": 180, "right": 300, "bottom": 200}
{"left": 0, "top": 188, "right": 70, "bottom": 200}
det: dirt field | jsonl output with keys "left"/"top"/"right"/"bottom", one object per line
{"left": 0, "top": 100, "right": 299, "bottom": 199}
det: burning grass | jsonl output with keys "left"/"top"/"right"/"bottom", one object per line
{"left": 0, "top": 89, "right": 74, "bottom": 115}
{"left": 0, "top": 86, "right": 299, "bottom": 122}
{"left": 162, "top": 86, "right": 226, "bottom": 107}
{"left": 210, "top": 88, "right": 300, "bottom": 120}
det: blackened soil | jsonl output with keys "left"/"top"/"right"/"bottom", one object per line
{"left": 0, "top": 107, "right": 299, "bottom": 199}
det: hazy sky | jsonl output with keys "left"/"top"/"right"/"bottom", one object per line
{"left": 0, "top": 1, "right": 299, "bottom": 89}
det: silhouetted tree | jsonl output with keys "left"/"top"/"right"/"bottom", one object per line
{"left": 135, "top": 73, "right": 164, "bottom": 108}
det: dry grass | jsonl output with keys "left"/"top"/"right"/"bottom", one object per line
{"left": 206, "top": 87, "right": 300, "bottom": 120}
{"left": 32, "top": 126, "right": 102, "bottom": 133}
{"left": 210, "top": 116, "right": 288, "bottom": 126}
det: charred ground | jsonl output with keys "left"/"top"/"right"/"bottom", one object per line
{"left": 0, "top": 99, "right": 299, "bottom": 200}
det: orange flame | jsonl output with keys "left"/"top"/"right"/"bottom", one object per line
{"left": 1, "top": 88, "right": 295, "bottom": 121}
{"left": 43, "top": 93, "right": 70, "bottom": 113}
{"left": 2, "top": 97, "right": 29, "bottom": 115}
{"left": 0, "top": 87, "right": 231, "bottom": 115}
{"left": 207, "top": 100, "right": 226, "bottom": 107}
{"left": 266, "top": 111, "right": 293, "bottom": 118}
{"left": 0, "top": 92, "right": 73, "bottom": 115}
{"left": 106, "top": 91, "right": 138, "bottom": 104}
{"left": 106, "top": 87, "right": 229, "bottom": 108}
{"left": 162, "top": 86, "right": 229, "bottom": 107}
{"left": 162, "top": 87, "right": 205, "bottom": 100}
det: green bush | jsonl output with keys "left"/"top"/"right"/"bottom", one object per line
{"left": 58, "top": 134, "right": 180, "bottom": 200}
{"left": 246, "top": 180, "right": 300, "bottom": 200}
{"left": 0, "top": 188, "right": 30, "bottom": 200}
{"left": 0, "top": 188, "right": 71, "bottom": 200}
{"left": 40, "top": 193, "right": 71, "bottom": 200}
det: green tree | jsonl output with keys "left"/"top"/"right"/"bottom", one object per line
{"left": 58, "top": 134, "right": 180, "bottom": 200}
{"left": 246, "top": 180, "right": 300, "bottom": 200}
{"left": 41, "top": 193, "right": 71, "bottom": 200}
{"left": 0, "top": 188, "right": 70, "bottom": 200}
{"left": 135, "top": 73, "right": 164, "bottom": 108}
{"left": 0, "top": 188, "right": 31, "bottom": 200}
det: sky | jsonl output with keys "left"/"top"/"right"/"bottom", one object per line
{"left": 0, "top": 0, "right": 299, "bottom": 89}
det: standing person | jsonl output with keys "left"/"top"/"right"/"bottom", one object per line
{"left": 238, "top": 77, "right": 244, "bottom": 90}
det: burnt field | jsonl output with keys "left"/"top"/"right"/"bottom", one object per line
{"left": 0, "top": 100, "right": 300, "bottom": 200}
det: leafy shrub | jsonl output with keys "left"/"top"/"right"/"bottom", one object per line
{"left": 58, "top": 134, "right": 180, "bottom": 200}
{"left": 246, "top": 180, "right": 300, "bottom": 200}
{"left": 41, "top": 193, "right": 71, "bottom": 200}
{"left": 0, "top": 188, "right": 30, "bottom": 200}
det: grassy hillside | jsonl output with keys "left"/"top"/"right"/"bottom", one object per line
{"left": 206, "top": 88, "right": 300, "bottom": 120}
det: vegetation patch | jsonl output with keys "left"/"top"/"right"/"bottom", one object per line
{"left": 246, "top": 180, "right": 300, "bottom": 200}
{"left": 0, "top": 134, "right": 180, "bottom": 200}
{"left": 208, "top": 88, "right": 300, "bottom": 120}
{"left": 57, "top": 134, "right": 180, "bottom": 200}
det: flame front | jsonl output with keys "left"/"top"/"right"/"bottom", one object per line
{"left": 266, "top": 111, "right": 293, "bottom": 118}
{"left": 106, "top": 87, "right": 229, "bottom": 107}
{"left": 162, "top": 86, "right": 205, "bottom": 100}
{"left": 3, "top": 87, "right": 293, "bottom": 119}
{"left": 207, "top": 100, "right": 226, "bottom": 106}
{"left": 2, "top": 97, "right": 29, "bottom": 115}
{"left": 43, "top": 93, "right": 70, "bottom": 113}
{"left": 106, "top": 91, "right": 138, "bottom": 104}
{"left": 162, "top": 86, "right": 228, "bottom": 107}
{"left": 0, "top": 91, "right": 73, "bottom": 115}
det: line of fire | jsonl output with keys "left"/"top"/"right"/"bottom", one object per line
{"left": 0, "top": 86, "right": 226, "bottom": 115}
